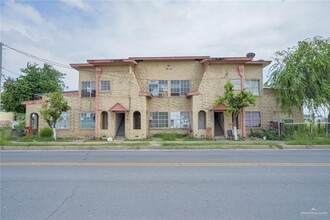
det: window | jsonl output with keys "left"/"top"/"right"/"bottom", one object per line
{"left": 171, "top": 112, "right": 190, "bottom": 128}
{"left": 81, "top": 81, "right": 96, "bottom": 97}
{"left": 198, "top": 111, "right": 206, "bottom": 129}
{"left": 245, "top": 111, "right": 261, "bottom": 127}
{"left": 133, "top": 111, "right": 141, "bottom": 129}
{"left": 149, "top": 112, "right": 168, "bottom": 128}
{"left": 148, "top": 80, "right": 168, "bottom": 96}
{"left": 101, "top": 81, "right": 110, "bottom": 91}
{"left": 56, "top": 112, "right": 69, "bottom": 129}
{"left": 231, "top": 79, "right": 241, "bottom": 90}
{"left": 101, "top": 111, "right": 108, "bottom": 129}
{"left": 81, "top": 112, "right": 95, "bottom": 129}
{"left": 245, "top": 80, "right": 260, "bottom": 95}
{"left": 170, "top": 80, "right": 190, "bottom": 96}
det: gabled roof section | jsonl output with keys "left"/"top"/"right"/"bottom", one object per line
{"left": 139, "top": 90, "right": 152, "bottom": 97}
{"left": 110, "top": 103, "right": 127, "bottom": 112}
{"left": 211, "top": 103, "right": 228, "bottom": 111}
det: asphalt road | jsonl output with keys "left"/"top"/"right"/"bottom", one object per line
{"left": 1, "top": 150, "right": 330, "bottom": 220}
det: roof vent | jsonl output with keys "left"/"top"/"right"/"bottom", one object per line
{"left": 246, "top": 52, "right": 255, "bottom": 59}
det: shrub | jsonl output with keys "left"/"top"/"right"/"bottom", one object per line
{"left": 39, "top": 127, "right": 53, "bottom": 138}
{"left": 0, "top": 125, "right": 12, "bottom": 141}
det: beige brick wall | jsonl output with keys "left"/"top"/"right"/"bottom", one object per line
{"left": 25, "top": 60, "right": 303, "bottom": 140}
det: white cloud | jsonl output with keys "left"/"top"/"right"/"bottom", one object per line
{"left": 60, "top": 0, "right": 90, "bottom": 11}
{"left": 1, "top": 0, "right": 329, "bottom": 91}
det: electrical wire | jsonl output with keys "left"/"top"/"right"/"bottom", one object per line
{"left": 3, "top": 43, "right": 72, "bottom": 69}
{"left": 2, "top": 67, "right": 22, "bottom": 77}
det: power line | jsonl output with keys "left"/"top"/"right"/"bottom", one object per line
{"left": 3, "top": 43, "right": 72, "bottom": 69}
{"left": 2, "top": 67, "right": 21, "bottom": 77}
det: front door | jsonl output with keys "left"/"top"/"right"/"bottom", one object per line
{"left": 214, "top": 112, "right": 224, "bottom": 136}
{"left": 115, "top": 113, "right": 125, "bottom": 137}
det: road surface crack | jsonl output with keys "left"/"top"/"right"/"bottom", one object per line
{"left": 44, "top": 182, "right": 80, "bottom": 220}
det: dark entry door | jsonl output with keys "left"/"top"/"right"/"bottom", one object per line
{"left": 115, "top": 113, "right": 125, "bottom": 137}
{"left": 214, "top": 112, "right": 224, "bottom": 136}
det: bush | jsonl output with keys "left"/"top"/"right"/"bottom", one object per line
{"left": 0, "top": 125, "right": 12, "bottom": 141}
{"left": 39, "top": 127, "right": 53, "bottom": 138}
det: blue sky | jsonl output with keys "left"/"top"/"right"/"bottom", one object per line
{"left": 1, "top": 0, "right": 330, "bottom": 91}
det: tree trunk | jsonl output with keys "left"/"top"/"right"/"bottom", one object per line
{"left": 233, "top": 112, "right": 238, "bottom": 141}
{"left": 52, "top": 127, "right": 56, "bottom": 140}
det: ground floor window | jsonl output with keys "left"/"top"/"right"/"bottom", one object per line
{"left": 171, "top": 112, "right": 190, "bottom": 128}
{"left": 81, "top": 112, "right": 95, "bottom": 129}
{"left": 56, "top": 112, "right": 69, "bottom": 129}
{"left": 245, "top": 111, "right": 261, "bottom": 127}
{"left": 149, "top": 112, "right": 168, "bottom": 128}
{"left": 133, "top": 111, "right": 141, "bottom": 129}
{"left": 198, "top": 111, "right": 206, "bottom": 129}
{"left": 101, "top": 111, "right": 108, "bottom": 129}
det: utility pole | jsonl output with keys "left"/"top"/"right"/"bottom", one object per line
{"left": 0, "top": 42, "right": 3, "bottom": 111}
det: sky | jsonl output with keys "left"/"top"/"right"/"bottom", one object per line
{"left": 1, "top": 0, "right": 330, "bottom": 91}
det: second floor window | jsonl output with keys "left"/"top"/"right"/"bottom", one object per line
{"left": 101, "top": 80, "right": 111, "bottom": 91}
{"left": 81, "top": 81, "right": 96, "bottom": 97}
{"left": 245, "top": 80, "right": 260, "bottom": 96}
{"left": 149, "top": 80, "right": 168, "bottom": 96}
{"left": 231, "top": 79, "right": 241, "bottom": 90}
{"left": 171, "top": 80, "right": 190, "bottom": 96}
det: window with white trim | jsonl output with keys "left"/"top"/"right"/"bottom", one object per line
{"left": 231, "top": 79, "right": 241, "bottom": 90}
{"left": 170, "top": 80, "right": 190, "bottom": 96}
{"left": 81, "top": 81, "right": 96, "bottom": 97}
{"left": 198, "top": 111, "right": 206, "bottom": 129}
{"left": 56, "top": 112, "right": 69, "bottom": 129}
{"left": 100, "top": 80, "right": 110, "bottom": 91}
{"left": 149, "top": 112, "right": 168, "bottom": 128}
{"left": 148, "top": 80, "right": 168, "bottom": 96}
{"left": 81, "top": 112, "right": 95, "bottom": 129}
{"left": 171, "top": 112, "right": 190, "bottom": 128}
{"left": 245, "top": 80, "right": 260, "bottom": 95}
{"left": 245, "top": 111, "right": 261, "bottom": 128}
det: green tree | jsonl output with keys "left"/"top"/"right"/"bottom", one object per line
{"left": 1, "top": 63, "right": 66, "bottom": 113}
{"left": 214, "top": 82, "right": 256, "bottom": 140}
{"left": 40, "top": 92, "right": 70, "bottom": 140}
{"left": 267, "top": 36, "right": 330, "bottom": 118}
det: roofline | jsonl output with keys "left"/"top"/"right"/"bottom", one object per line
{"left": 70, "top": 56, "right": 271, "bottom": 69}
{"left": 129, "top": 56, "right": 210, "bottom": 61}
{"left": 87, "top": 59, "right": 137, "bottom": 65}
{"left": 70, "top": 63, "right": 94, "bottom": 70}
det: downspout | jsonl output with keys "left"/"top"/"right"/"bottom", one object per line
{"left": 95, "top": 67, "right": 102, "bottom": 139}
{"left": 238, "top": 65, "right": 246, "bottom": 138}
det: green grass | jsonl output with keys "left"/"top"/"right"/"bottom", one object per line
{"left": 162, "top": 141, "right": 281, "bottom": 148}
{"left": 17, "top": 136, "right": 65, "bottom": 142}
{"left": 2, "top": 141, "right": 150, "bottom": 148}
{"left": 153, "top": 133, "right": 186, "bottom": 141}
{"left": 125, "top": 138, "right": 153, "bottom": 141}
{"left": 286, "top": 137, "right": 330, "bottom": 145}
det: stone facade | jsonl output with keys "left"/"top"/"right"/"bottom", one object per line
{"left": 23, "top": 56, "right": 303, "bottom": 139}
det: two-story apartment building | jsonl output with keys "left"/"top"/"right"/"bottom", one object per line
{"left": 23, "top": 55, "right": 303, "bottom": 139}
